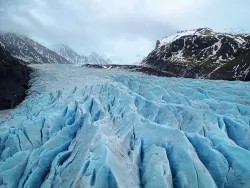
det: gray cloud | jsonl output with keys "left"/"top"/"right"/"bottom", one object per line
{"left": 1, "top": 0, "right": 250, "bottom": 64}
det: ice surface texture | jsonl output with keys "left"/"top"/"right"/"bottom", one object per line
{"left": 0, "top": 64, "right": 250, "bottom": 188}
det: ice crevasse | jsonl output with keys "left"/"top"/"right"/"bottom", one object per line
{"left": 0, "top": 64, "right": 250, "bottom": 188}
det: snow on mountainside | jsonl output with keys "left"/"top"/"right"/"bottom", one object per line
{"left": 142, "top": 28, "right": 250, "bottom": 81}
{"left": 0, "top": 33, "right": 71, "bottom": 64}
{"left": 55, "top": 44, "right": 112, "bottom": 65}
{"left": 88, "top": 52, "right": 112, "bottom": 65}
{"left": 0, "top": 64, "right": 250, "bottom": 187}
{"left": 54, "top": 44, "right": 88, "bottom": 64}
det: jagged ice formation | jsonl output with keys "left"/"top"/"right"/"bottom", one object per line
{"left": 0, "top": 64, "right": 250, "bottom": 187}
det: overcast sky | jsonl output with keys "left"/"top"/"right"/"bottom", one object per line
{"left": 1, "top": 0, "right": 250, "bottom": 64}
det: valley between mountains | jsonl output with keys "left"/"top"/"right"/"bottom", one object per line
{"left": 0, "top": 28, "right": 250, "bottom": 188}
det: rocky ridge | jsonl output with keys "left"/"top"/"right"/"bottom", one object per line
{"left": 142, "top": 28, "right": 250, "bottom": 81}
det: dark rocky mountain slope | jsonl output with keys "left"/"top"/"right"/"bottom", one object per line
{"left": 0, "top": 44, "right": 31, "bottom": 110}
{"left": 0, "top": 33, "right": 71, "bottom": 64}
{"left": 142, "top": 28, "right": 250, "bottom": 81}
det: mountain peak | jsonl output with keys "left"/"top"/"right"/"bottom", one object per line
{"left": 55, "top": 45, "right": 112, "bottom": 65}
{"left": 54, "top": 44, "right": 87, "bottom": 64}
{"left": 0, "top": 33, "right": 71, "bottom": 64}
{"left": 177, "top": 28, "right": 214, "bottom": 35}
{"left": 158, "top": 28, "right": 216, "bottom": 48}
{"left": 0, "top": 33, "right": 112, "bottom": 65}
{"left": 54, "top": 44, "right": 74, "bottom": 52}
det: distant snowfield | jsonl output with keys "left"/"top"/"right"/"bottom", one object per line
{"left": 0, "top": 64, "right": 250, "bottom": 188}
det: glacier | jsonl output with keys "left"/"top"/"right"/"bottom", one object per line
{"left": 0, "top": 64, "right": 250, "bottom": 188}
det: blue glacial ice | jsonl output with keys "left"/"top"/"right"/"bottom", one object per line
{"left": 0, "top": 64, "right": 250, "bottom": 188}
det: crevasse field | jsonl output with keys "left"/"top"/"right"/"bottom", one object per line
{"left": 0, "top": 64, "right": 250, "bottom": 188}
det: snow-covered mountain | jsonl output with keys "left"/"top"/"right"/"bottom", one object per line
{"left": 54, "top": 44, "right": 88, "bottom": 64}
{"left": 0, "top": 33, "right": 71, "bottom": 64}
{"left": 88, "top": 52, "right": 112, "bottom": 65}
{"left": 0, "top": 33, "right": 111, "bottom": 65}
{"left": 0, "top": 64, "right": 250, "bottom": 187}
{"left": 142, "top": 28, "right": 250, "bottom": 81}
{"left": 55, "top": 44, "right": 112, "bottom": 65}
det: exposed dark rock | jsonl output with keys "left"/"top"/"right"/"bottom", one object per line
{"left": 0, "top": 45, "right": 31, "bottom": 110}
{"left": 83, "top": 64, "right": 175, "bottom": 77}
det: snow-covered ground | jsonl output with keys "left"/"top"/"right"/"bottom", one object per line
{"left": 0, "top": 64, "right": 250, "bottom": 188}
